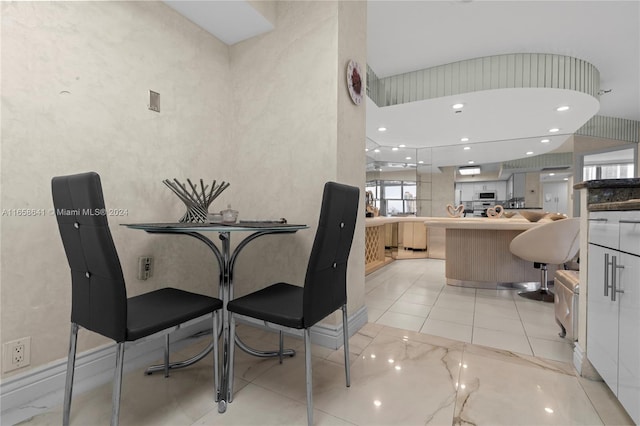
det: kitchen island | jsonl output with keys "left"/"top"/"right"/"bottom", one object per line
{"left": 424, "top": 217, "right": 552, "bottom": 288}
{"left": 365, "top": 216, "right": 445, "bottom": 274}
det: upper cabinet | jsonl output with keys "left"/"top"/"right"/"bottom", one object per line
{"left": 456, "top": 181, "right": 507, "bottom": 202}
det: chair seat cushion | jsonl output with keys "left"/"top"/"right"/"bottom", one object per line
{"left": 126, "top": 288, "right": 222, "bottom": 341}
{"left": 227, "top": 283, "right": 304, "bottom": 329}
{"left": 555, "top": 269, "right": 580, "bottom": 293}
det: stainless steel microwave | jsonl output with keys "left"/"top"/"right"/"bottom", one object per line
{"left": 474, "top": 191, "right": 497, "bottom": 200}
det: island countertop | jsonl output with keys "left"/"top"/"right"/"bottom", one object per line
{"left": 365, "top": 216, "right": 433, "bottom": 227}
{"left": 423, "top": 216, "right": 543, "bottom": 230}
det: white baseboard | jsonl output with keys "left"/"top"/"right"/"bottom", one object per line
{"left": 573, "top": 342, "right": 603, "bottom": 381}
{"left": 573, "top": 342, "right": 585, "bottom": 375}
{"left": 0, "top": 306, "right": 368, "bottom": 425}
{"left": 0, "top": 316, "right": 212, "bottom": 426}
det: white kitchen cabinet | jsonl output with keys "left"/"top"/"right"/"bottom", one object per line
{"left": 495, "top": 181, "right": 507, "bottom": 201}
{"left": 456, "top": 181, "right": 507, "bottom": 202}
{"left": 587, "top": 211, "right": 640, "bottom": 424}
{"left": 473, "top": 182, "right": 496, "bottom": 192}
{"left": 513, "top": 173, "right": 526, "bottom": 199}
{"left": 457, "top": 182, "right": 475, "bottom": 202}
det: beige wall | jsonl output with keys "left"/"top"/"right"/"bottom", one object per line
{"left": 1, "top": 1, "right": 366, "bottom": 377}
{"left": 524, "top": 172, "right": 541, "bottom": 208}
{"left": 224, "top": 1, "right": 366, "bottom": 322}
{"left": 417, "top": 167, "right": 455, "bottom": 217}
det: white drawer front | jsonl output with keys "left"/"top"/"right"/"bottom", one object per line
{"left": 620, "top": 212, "right": 640, "bottom": 256}
{"left": 589, "top": 213, "right": 620, "bottom": 249}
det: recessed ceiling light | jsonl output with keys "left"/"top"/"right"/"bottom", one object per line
{"left": 526, "top": 151, "right": 534, "bottom": 155}
{"left": 392, "top": 147, "right": 399, "bottom": 151}
{"left": 405, "top": 156, "right": 412, "bottom": 160}
{"left": 461, "top": 137, "right": 469, "bottom": 142}
{"left": 459, "top": 166, "right": 480, "bottom": 175}
{"left": 549, "top": 128, "right": 560, "bottom": 133}
{"left": 418, "top": 160, "right": 424, "bottom": 164}
{"left": 365, "top": 148, "right": 369, "bottom": 152}
{"left": 452, "top": 103, "right": 464, "bottom": 109}
{"left": 398, "top": 144, "right": 406, "bottom": 148}
{"left": 468, "top": 160, "right": 475, "bottom": 164}
{"left": 549, "top": 173, "right": 555, "bottom": 176}
{"left": 374, "top": 149, "right": 380, "bottom": 153}
{"left": 463, "top": 146, "right": 471, "bottom": 150}
{"left": 556, "top": 106, "right": 570, "bottom": 112}
{"left": 541, "top": 139, "right": 550, "bottom": 143}
{"left": 563, "top": 177, "right": 569, "bottom": 181}
{"left": 377, "top": 127, "right": 387, "bottom": 132}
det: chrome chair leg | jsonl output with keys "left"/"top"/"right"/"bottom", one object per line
{"left": 63, "top": 323, "right": 79, "bottom": 426}
{"left": 164, "top": 334, "right": 170, "bottom": 378}
{"left": 304, "top": 328, "right": 313, "bottom": 426}
{"left": 279, "top": 330, "right": 284, "bottom": 364}
{"left": 540, "top": 265, "right": 550, "bottom": 292}
{"left": 228, "top": 314, "right": 236, "bottom": 403}
{"left": 213, "top": 311, "right": 220, "bottom": 402}
{"left": 111, "top": 343, "right": 125, "bottom": 426}
{"left": 342, "top": 305, "right": 351, "bottom": 387}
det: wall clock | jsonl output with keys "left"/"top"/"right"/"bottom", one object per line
{"left": 346, "top": 59, "right": 363, "bottom": 105}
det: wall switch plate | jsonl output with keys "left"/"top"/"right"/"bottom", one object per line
{"left": 138, "top": 256, "right": 153, "bottom": 280}
{"left": 149, "top": 90, "right": 160, "bottom": 112}
{"left": 2, "top": 337, "right": 31, "bottom": 373}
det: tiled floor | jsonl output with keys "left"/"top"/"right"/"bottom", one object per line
{"left": 367, "top": 258, "right": 575, "bottom": 363}
{"left": 15, "top": 259, "right": 635, "bottom": 425}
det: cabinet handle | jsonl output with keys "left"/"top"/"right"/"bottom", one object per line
{"left": 604, "top": 253, "right": 611, "bottom": 297}
{"left": 589, "top": 218, "right": 608, "bottom": 222}
{"left": 611, "top": 255, "right": 625, "bottom": 302}
{"left": 619, "top": 220, "right": 640, "bottom": 224}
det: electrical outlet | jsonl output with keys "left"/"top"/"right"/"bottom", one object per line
{"left": 149, "top": 90, "right": 160, "bottom": 112}
{"left": 138, "top": 256, "right": 153, "bottom": 280}
{"left": 2, "top": 337, "right": 31, "bottom": 373}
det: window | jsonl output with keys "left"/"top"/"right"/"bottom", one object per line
{"left": 365, "top": 180, "right": 417, "bottom": 216}
{"left": 583, "top": 148, "right": 635, "bottom": 181}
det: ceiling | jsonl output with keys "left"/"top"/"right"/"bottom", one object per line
{"left": 366, "top": 0, "right": 640, "bottom": 175}
{"left": 164, "top": 1, "right": 273, "bottom": 45}
{"left": 165, "top": 1, "right": 640, "bottom": 177}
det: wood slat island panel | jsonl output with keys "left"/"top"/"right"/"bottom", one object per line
{"left": 425, "top": 217, "right": 554, "bottom": 288}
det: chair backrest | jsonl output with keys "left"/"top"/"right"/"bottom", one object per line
{"left": 52, "top": 172, "right": 127, "bottom": 342}
{"left": 509, "top": 218, "right": 580, "bottom": 265}
{"left": 303, "top": 182, "right": 360, "bottom": 328}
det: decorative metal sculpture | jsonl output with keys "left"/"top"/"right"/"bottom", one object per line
{"left": 486, "top": 204, "right": 504, "bottom": 218}
{"left": 446, "top": 203, "right": 465, "bottom": 218}
{"left": 163, "top": 178, "right": 230, "bottom": 223}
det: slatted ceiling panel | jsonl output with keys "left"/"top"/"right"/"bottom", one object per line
{"left": 367, "top": 53, "right": 600, "bottom": 108}
{"left": 501, "top": 152, "right": 573, "bottom": 172}
{"left": 576, "top": 115, "right": 640, "bottom": 144}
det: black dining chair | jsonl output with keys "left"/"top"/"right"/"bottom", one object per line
{"left": 52, "top": 172, "right": 223, "bottom": 426}
{"left": 227, "top": 181, "right": 360, "bottom": 425}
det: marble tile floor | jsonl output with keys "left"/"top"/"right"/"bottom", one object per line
{"left": 18, "top": 321, "right": 633, "bottom": 425}
{"left": 15, "top": 258, "right": 634, "bottom": 425}
{"left": 366, "top": 259, "right": 577, "bottom": 364}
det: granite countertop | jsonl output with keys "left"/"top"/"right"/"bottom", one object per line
{"left": 574, "top": 178, "right": 640, "bottom": 210}
{"left": 588, "top": 199, "right": 640, "bottom": 211}
{"left": 573, "top": 178, "right": 640, "bottom": 190}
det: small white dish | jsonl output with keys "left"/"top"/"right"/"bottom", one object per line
{"left": 208, "top": 213, "right": 223, "bottom": 223}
